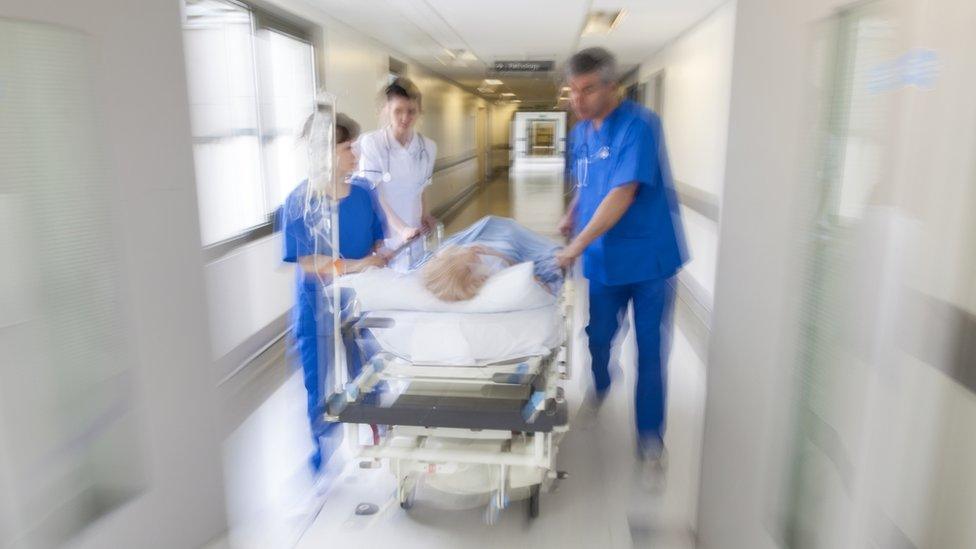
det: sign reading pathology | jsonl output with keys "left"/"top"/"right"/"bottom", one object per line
{"left": 493, "top": 60, "right": 554, "bottom": 73}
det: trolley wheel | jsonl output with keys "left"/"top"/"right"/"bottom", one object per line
{"left": 399, "top": 495, "right": 415, "bottom": 510}
{"left": 398, "top": 475, "right": 417, "bottom": 510}
{"left": 528, "top": 484, "right": 540, "bottom": 519}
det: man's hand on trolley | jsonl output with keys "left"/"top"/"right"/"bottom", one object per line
{"left": 554, "top": 242, "right": 583, "bottom": 270}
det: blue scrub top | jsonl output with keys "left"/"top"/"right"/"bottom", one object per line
{"left": 280, "top": 178, "right": 385, "bottom": 336}
{"left": 569, "top": 99, "right": 686, "bottom": 285}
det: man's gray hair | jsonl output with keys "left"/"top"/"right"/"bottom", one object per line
{"left": 564, "top": 47, "right": 618, "bottom": 84}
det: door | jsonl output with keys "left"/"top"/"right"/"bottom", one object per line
{"left": 476, "top": 106, "right": 488, "bottom": 184}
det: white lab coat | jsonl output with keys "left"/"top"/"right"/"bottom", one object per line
{"left": 357, "top": 127, "right": 437, "bottom": 270}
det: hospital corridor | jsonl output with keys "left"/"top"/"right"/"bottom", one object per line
{"left": 2, "top": 1, "right": 976, "bottom": 549}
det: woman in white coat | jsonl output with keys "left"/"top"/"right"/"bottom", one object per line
{"left": 356, "top": 77, "right": 438, "bottom": 271}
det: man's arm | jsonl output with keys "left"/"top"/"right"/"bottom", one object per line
{"left": 555, "top": 183, "right": 637, "bottom": 268}
{"left": 559, "top": 127, "right": 580, "bottom": 238}
{"left": 557, "top": 193, "right": 579, "bottom": 238}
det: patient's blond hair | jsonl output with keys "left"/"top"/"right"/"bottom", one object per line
{"left": 422, "top": 246, "right": 489, "bottom": 302}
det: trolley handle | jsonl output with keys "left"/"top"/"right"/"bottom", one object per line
{"left": 386, "top": 221, "right": 444, "bottom": 258}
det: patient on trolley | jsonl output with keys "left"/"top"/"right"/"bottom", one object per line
{"left": 418, "top": 216, "right": 563, "bottom": 302}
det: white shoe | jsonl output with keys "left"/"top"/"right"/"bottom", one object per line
{"left": 585, "top": 389, "right": 609, "bottom": 410}
{"left": 637, "top": 444, "right": 668, "bottom": 494}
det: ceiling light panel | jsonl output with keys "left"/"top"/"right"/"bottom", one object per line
{"left": 581, "top": 10, "right": 625, "bottom": 36}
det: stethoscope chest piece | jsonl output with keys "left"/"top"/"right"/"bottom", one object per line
{"left": 598, "top": 146, "right": 610, "bottom": 159}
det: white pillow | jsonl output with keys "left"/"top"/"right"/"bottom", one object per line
{"left": 338, "top": 261, "right": 556, "bottom": 313}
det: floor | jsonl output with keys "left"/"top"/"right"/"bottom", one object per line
{"left": 222, "top": 166, "right": 708, "bottom": 548}
{"left": 443, "top": 166, "right": 569, "bottom": 239}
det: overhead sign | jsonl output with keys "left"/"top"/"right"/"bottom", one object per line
{"left": 493, "top": 60, "right": 554, "bottom": 73}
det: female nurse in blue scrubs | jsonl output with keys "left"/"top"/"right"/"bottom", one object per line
{"left": 280, "top": 113, "right": 387, "bottom": 474}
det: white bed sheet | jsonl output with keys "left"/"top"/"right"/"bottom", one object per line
{"left": 365, "top": 305, "right": 564, "bottom": 366}
{"left": 375, "top": 356, "right": 544, "bottom": 381}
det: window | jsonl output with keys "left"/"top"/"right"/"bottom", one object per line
{"left": 779, "top": 4, "right": 897, "bottom": 544}
{"left": 182, "top": 0, "right": 315, "bottom": 246}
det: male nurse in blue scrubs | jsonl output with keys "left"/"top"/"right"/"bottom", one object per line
{"left": 281, "top": 113, "right": 388, "bottom": 475}
{"left": 555, "top": 47, "right": 686, "bottom": 482}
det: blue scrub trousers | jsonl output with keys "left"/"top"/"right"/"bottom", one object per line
{"left": 296, "top": 286, "right": 363, "bottom": 473}
{"left": 586, "top": 276, "right": 675, "bottom": 445}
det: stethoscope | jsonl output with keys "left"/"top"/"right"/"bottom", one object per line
{"left": 574, "top": 142, "right": 611, "bottom": 189}
{"left": 574, "top": 115, "right": 627, "bottom": 190}
{"left": 358, "top": 126, "right": 432, "bottom": 184}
